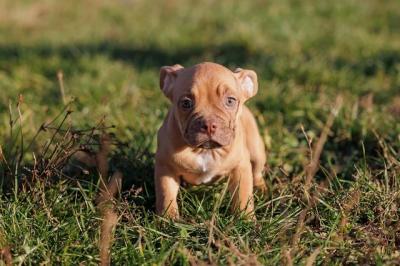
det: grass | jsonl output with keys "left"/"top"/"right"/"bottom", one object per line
{"left": 0, "top": 0, "right": 400, "bottom": 264}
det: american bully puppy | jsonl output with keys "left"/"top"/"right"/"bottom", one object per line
{"left": 155, "top": 62, "right": 266, "bottom": 219}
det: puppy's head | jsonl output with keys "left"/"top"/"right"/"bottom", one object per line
{"left": 160, "top": 62, "right": 258, "bottom": 149}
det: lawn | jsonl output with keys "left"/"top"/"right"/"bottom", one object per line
{"left": 0, "top": 0, "right": 399, "bottom": 265}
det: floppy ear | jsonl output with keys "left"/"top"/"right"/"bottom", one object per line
{"left": 159, "top": 64, "right": 184, "bottom": 100}
{"left": 233, "top": 68, "right": 258, "bottom": 100}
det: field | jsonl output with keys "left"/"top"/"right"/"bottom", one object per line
{"left": 0, "top": 0, "right": 400, "bottom": 265}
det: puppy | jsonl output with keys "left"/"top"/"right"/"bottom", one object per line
{"left": 155, "top": 62, "right": 266, "bottom": 219}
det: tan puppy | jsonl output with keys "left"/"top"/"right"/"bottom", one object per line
{"left": 155, "top": 62, "right": 266, "bottom": 219}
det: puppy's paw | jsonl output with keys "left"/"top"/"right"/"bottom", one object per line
{"left": 254, "top": 177, "right": 268, "bottom": 195}
{"left": 157, "top": 207, "right": 180, "bottom": 220}
{"left": 165, "top": 211, "right": 180, "bottom": 220}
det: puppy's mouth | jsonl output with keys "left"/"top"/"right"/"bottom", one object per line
{"left": 197, "top": 140, "right": 222, "bottom": 149}
{"left": 182, "top": 116, "right": 234, "bottom": 149}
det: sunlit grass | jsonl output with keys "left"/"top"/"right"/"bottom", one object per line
{"left": 0, "top": 0, "right": 399, "bottom": 264}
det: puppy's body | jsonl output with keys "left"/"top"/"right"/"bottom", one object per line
{"left": 155, "top": 62, "right": 266, "bottom": 218}
{"left": 157, "top": 106, "right": 264, "bottom": 186}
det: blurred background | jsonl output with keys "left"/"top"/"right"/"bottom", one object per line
{"left": 1, "top": 0, "right": 399, "bottom": 174}
{"left": 1, "top": 0, "right": 399, "bottom": 162}
{"left": 0, "top": 0, "right": 399, "bottom": 264}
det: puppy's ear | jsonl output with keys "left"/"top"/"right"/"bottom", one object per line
{"left": 160, "top": 64, "right": 184, "bottom": 100}
{"left": 233, "top": 68, "right": 258, "bottom": 100}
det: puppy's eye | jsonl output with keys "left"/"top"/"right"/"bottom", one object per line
{"left": 225, "top": 96, "right": 237, "bottom": 108}
{"left": 180, "top": 97, "right": 194, "bottom": 110}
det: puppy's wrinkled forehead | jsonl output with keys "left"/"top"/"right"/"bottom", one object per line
{"left": 174, "top": 63, "right": 237, "bottom": 100}
{"left": 160, "top": 62, "right": 258, "bottom": 102}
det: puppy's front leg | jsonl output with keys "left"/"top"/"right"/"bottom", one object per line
{"left": 228, "top": 161, "right": 254, "bottom": 217}
{"left": 155, "top": 165, "right": 180, "bottom": 219}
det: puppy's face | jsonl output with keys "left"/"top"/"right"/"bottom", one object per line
{"left": 160, "top": 62, "right": 258, "bottom": 149}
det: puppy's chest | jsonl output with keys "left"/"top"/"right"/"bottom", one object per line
{"left": 195, "top": 152, "right": 214, "bottom": 173}
{"left": 178, "top": 152, "right": 221, "bottom": 185}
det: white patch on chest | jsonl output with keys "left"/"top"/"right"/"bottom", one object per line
{"left": 196, "top": 152, "right": 213, "bottom": 172}
{"left": 194, "top": 152, "right": 215, "bottom": 184}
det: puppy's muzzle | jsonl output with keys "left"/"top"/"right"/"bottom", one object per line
{"left": 184, "top": 116, "right": 234, "bottom": 149}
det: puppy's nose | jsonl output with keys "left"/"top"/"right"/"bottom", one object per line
{"left": 200, "top": 120, "right": 217, "bottom": 135}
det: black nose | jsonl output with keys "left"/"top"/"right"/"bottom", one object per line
{"left": 200, "top": 119, "right": 217, "bottom": 135}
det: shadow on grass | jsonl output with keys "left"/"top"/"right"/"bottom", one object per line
{"left": 1, "top": 41, "right": 400, "bottom": 77}
{"left": 111, "top": 148, "right": 156, "bottom": 210}
{"left": 0, "top": 41, "right": 274, "bottom": 70}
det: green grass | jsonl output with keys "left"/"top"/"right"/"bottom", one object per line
{"left": 1, "top": 0, "right": 399, "bottom": 264}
